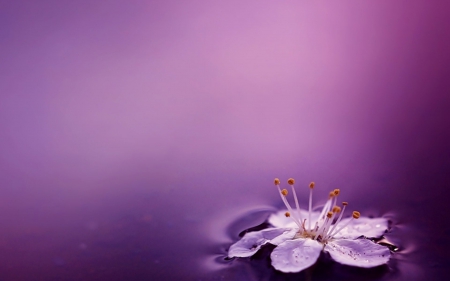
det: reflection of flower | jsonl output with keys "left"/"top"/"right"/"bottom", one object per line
{"left": 228, "top": 178, "right": 391, "bottom": 273}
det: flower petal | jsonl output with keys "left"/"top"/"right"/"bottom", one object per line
{"left": 324, "top": 239, "right": 390, "bottom": 268}
{"left": 270, "top": 228, "right": 298, "bottom": 245}
{"left": 332, "top": 217, "right": 389, "bottom": 239}
{"left": 270, "top": 238, "right": 323, "bottom": 273}
{"left": 228, "top": 228, "right": 289, "bottom": 258}
{"left": 268, "top": 210, "right": 321, "bottom": 228}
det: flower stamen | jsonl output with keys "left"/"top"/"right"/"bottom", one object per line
{"left": 325, "top": 202, "right": 347, "bottom": 240}
{"left": 272, "top": 179, "right": 368, "bottom": 243}
{"left": 288, "top": 178, "right": 304, "bottom": 224}
{"left": 274, "top": 178, "right": 303, "bottom": 229}
{"left": 314, "top": 211, "right": 333, "bottom": 240}
{"left": 308, "top": 182, "right": 314, "bottom": 230}
{"left": 317, "top": 191, "right": 335, "bottom": 224}
{"left": 321, "top": 211, "right": 337, "bottom": 237}
{"left": 329, "top": 210, "right": 360, "bottom": 238}
{"left": 332, "top": 189, "right": 340, "bottom": 208}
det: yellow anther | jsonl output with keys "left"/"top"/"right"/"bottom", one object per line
{"left": 332, "top": 206, "right": 341, "bottom": 213}
{"left": 281, "top": 189, "right": 288, "bottom": 196}
{"left": 329, "top": 191, "right": 335, "bottom": 198}
{"left": 334, "top": 189, "right": 340, "bottom": 196}
{"left": 309, "top": 182, "right": 315, "bottom": 189}
{"left": 287, "top": 178, "right": 295, "bottom": 185}
{"left": 285, "top": 212, "right": 290, "bottom": 217}
{"left": 352, "top": 211, "right": 361, "bottom": 219}
{"left": 327, "top": 211, "right": 333, "bottom": 218}
{"left": 342, "top": 202, "right": 348, "bottom": 206}
{"left": 274, "top": 178, "right": 280, "bottom": 185}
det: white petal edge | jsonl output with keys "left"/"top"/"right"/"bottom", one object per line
{"left": 268, "top": 210, "right": 321, "bottom": 228}
{"left": 324, "top": 239, "right": 390, "bottom": 268}
{"left": 228, "top": 228, "right": 289, "bottom": 258}
{"left": 270, "top": 238, "right": 323, "bottom": 273}
{"left": 270, "top": 228, "right": 298, "bottom": 245}
{"left": 332, "top": 217, "right": 388, "bottom": 239}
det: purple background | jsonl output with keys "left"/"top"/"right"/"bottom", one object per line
{"left": 0, "top": 1, "right": 449, "bottom": 280}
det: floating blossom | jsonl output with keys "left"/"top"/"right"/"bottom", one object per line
{"left": 228, "top": 178, "right": 391, "bottom": 273}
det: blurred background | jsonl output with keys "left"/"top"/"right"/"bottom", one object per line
{"left": 0, "top": 1, "right": 449, "bottom": 280}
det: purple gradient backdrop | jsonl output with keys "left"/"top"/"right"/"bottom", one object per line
{"left": 0, "top": 1, "right": 449, "bottom": 280}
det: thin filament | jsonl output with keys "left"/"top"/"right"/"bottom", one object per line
{"left": 308, "top": 188, "right": 313, "bottom": 230}
{"left": 314, "top": 215, "right": 330, "bottom": 240}
{"left": 276, "top": 185, "right": 303, "bottom": 228}
{"left": 326, "top": 205, "right": 346, "bottom": 239}
{"left": 320, "top": 212, "right": 337, "bottom": 238}
{"left": 329, "top": 217, "right": 353, "bottom": 238}
{"left": 317, "top": 199, "right": 331, "bottom": 224}
{"left": 291, "top": 185, "right": 303, "bottom": 223}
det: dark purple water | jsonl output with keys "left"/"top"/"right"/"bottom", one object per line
{"left": 0, "top": 1, "right": 449, "bottom": 280}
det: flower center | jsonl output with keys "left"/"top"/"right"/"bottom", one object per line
{"left": 273, "top": 178, "right": 360, "bottom": 242}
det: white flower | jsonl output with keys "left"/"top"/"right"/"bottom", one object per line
{"left": 228, "top": 178, "right": 391, "bottom": 273}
